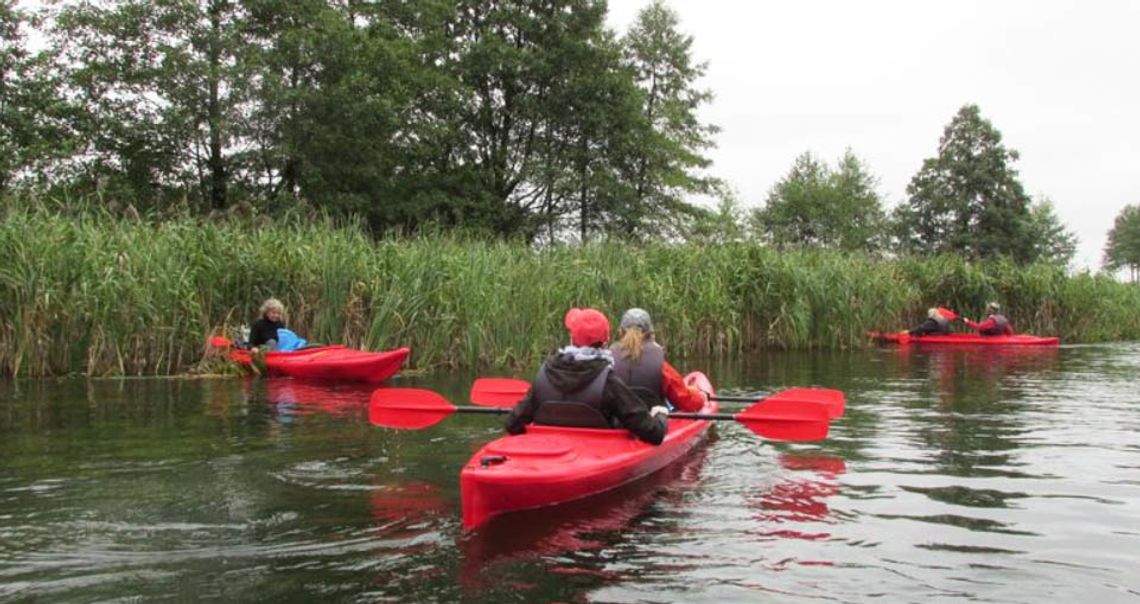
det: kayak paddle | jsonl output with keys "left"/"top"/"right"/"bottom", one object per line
{"left": 470, "top": 377, "right": 844, "bottom": 419}
{"left": 372, "top": 387, "right": 831, "bottom": 441}
{"left": 709, "top": 388, "right": 845, "bottom": 419}
{"left": 469, "top": 377, "right": 531, "bottom": 406}
{"left": 209, "top": 336, "right": 234, "bottom": 348}
{"left": 369, "top": 388, "right": 507, "bottom": 430}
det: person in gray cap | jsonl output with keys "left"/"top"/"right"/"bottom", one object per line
{"left": 610, "top": 308, "right": 706, "bottom": 412}
{"left": 504, "top": 308, "right": 669, "bottom": 445}
{"left": 963, "top": 302, "right": 1013, "bottom": 336}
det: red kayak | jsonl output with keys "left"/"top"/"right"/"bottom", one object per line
{"left": 229, "top": 346, "right": 410, "bottom": 382}
{"left": 869, "top": 332, "right": 1059, "bottom": 346}
{"left": 459, "top": 371, "right": 717, "bottom": 530}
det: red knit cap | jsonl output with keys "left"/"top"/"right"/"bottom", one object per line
{"left": 564, "top": 308, "right": 610, "bottom": 347}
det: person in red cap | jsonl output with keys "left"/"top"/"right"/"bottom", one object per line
{"left": 504, "top": 308, "right": 669, "bottom": 445}
{"left": 610, "top": 308, "right": 706, "bottom": 412}
{"left": 906, "top": 307, "right": 955, "bottom": 336}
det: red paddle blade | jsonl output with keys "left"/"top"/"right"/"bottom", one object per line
{"left": 736, "top": 399, "right": 830, "bottom": 441}
{"left": 208, "top": 336, "right": 233, "bottom": 348}
{"left": 469, "top": 378, "right": 530, "bottom": 408}
{"left": 368, "top": 388, "right": 456, "bottom": 430}
{"left": 770, "top": 387, "right": 846, "bottom": 419}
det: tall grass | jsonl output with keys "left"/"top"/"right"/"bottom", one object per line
{"left": 2, "top": 202, "right": 1138, "bottom": 377}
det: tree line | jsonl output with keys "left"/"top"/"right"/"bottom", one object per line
{"left": 3, "top": 0, "right": 717, "bottom": 242}
{"left": 2, "top": 0, "right": 1135, "bottom": 270}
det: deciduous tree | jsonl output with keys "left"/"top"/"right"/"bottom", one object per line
{"left": 619, "top": 0, "right": 717, "bottom": 239}
{"left": 48, "top": 0, "right": 249, "bottom": 210}
{"left": 1, "top": 2, "right": 74, "bottom": 192}
{"left": 896, "top": 104, "right": 1035, "bottom": 262}
{"left": 752, "top": 150, "right": 885, "bottom": 251}
{"left": 1027, "top": 197, "right": 1077, "bottom": 267}
{"left": 1104, "top": 204, "right": 1140, "bottom": 281}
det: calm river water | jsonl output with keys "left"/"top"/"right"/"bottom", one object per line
{"left": 2, "top": 343, "right": 1139, "bottom": 602}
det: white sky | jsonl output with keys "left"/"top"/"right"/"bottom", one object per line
{"left": 606, "top": 0, "right": 1140, "bottom": 271}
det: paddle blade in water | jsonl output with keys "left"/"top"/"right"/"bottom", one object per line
{"left": 735, "top": 400, "right": 830, "bottom": 441}
{"left": 369, "top": 388, "right": 456, "bottom": 430}
{"left": 470, "top": 378, "right": 530, "bottom": 408}
{"left": 767, "top": 387, "right": 846, "bottom": 419}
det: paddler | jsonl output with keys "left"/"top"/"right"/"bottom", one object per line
{"left": 248, "top": 298, "right": 308, "bottom": 352}
{"left": 504, "top": 307, "right": 669, "bottom": 445}
{"left": 610, "top": 308, "right": 706, "bottom": 412}
{"left": 906, "top": 307, "right": 955, "bottom": 336}
{"left": 963, "top": 302, "right": 1013, "bottom": 336}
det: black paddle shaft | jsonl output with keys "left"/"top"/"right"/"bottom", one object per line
{"left": 454, "top": 406, "right": 735, "bottom": 421}
{"left": 668, "top": 412, "right": 738, "bottom": 421}
{"left": 455, "top": 406, "right": 510, "bottom": 415}
{"left": 709, "top": 394, "right": 770, "bottom": 403}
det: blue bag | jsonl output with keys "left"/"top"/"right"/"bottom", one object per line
{"left": 275, "top": 328, "right": 309, "bottom": 352}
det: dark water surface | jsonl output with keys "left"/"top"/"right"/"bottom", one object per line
{"left": 2, "top": 344, "right": 1139, "bottom": 602}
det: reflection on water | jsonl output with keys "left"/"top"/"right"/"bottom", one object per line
{"left": 748, "top": 452, "right": 846, "bottom": 541}
{"left": 258, "top": 377, "right": 375, "bottom": 422}
{"left": 459, "top": 441, "right": 713, "bottom": 592}
{"left": 1, "top": 343, "right": 1139, "bottom": 602}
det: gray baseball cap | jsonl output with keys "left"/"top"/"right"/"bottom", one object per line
{"left": 619, "top": 308, "right": 653, "bottom": 333}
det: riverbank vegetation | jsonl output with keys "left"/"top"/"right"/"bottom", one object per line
{"left": 4, "top": 1, "right": 1138, "bottom": 377}
{"left": 2, "top": 204, "right": 1138, "bottom": 377}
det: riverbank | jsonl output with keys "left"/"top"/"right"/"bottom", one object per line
{"left": 2, "top": 207, "right": 1138, "bottom": 377}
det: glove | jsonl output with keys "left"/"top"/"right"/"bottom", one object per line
{"left": 649, "top": 405, "right": 670, "bottom": 419}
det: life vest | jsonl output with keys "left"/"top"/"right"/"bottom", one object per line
{"left": 932, "top": 317, "right": 951, "bottom": 334}
{"left": 980, "top": 314, "right": 1011, "bottom": 336}
{"left": 530, "top": 361, "right": 612, "bottom": 428}
{"left": 611, "top": 340, "right": 665, "bottom": 407}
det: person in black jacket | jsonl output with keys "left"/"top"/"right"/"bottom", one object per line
{"left": 908, "top": 307, "right": 954, "bottom": 336}
{"left": 504, "top": 308, "right": 669, "bottom": 445}
{"left": 249, "top": 298, "right": 286, "bottom": 351}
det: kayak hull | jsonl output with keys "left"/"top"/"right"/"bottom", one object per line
{"left": 459, "top": 371, "right": 717, "bottom": 530}
{"left": 229, "top": 346, "right": 410, "bottom": 382}
{"left": 869, "top": 332, "right": 1059, "bottom": 346}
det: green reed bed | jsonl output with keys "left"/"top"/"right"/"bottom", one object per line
{"left": 1, "top": 206, "right": 1138, "bottom": 377}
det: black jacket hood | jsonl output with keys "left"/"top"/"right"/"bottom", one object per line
{"left": 544, "top": 351, "right": 610, "bottom": 394}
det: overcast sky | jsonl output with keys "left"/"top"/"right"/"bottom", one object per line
{"left": 606, "top": 0, "right": 1140, "bottom": 270}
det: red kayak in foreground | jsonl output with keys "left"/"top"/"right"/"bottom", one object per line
{"left": 869, "top": 332, "right": 1059, "bottom": 346}
{"left": 459, "top": 372, "right": 718, "bottom": 530}
{"left": 229, "top": 346, "right": 410, "bottom": 382}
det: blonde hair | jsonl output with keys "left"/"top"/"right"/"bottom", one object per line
{"left": 260, "top": 297, "right": 285, "bottom": 318}
{"left": 927, "top": 307, "right": 943, "bottom": 320}
{"left": 617, "top": 326, "right": 649, "bottom": 362}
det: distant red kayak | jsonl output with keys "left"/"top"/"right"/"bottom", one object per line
{"left": 229, "top": 346, "right": 410, "bottom": 382}
{"left": 869, "top": 332, "right": 1059, "bottom": 346}
{"left": 459, "top": 371, "right": 717, "bottom": 530}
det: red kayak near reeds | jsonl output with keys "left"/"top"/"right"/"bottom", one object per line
{"left": 210, "top": 336, "right": 410, "bottom": 382}
{"left": 230, "top": 346, "right": 409, "bottom": 382}
{"left": 868, "top": 331, "right": 1059, "bottom": 346}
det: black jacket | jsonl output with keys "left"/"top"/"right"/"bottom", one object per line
{"left": 909, "top": 317, "right": 950, "bottom": 336}
{"left": 249, "top": 318, "right": 285, "bottom": 347}
{"left": 504, "top": 352, "right": 668, "bottom": 445}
